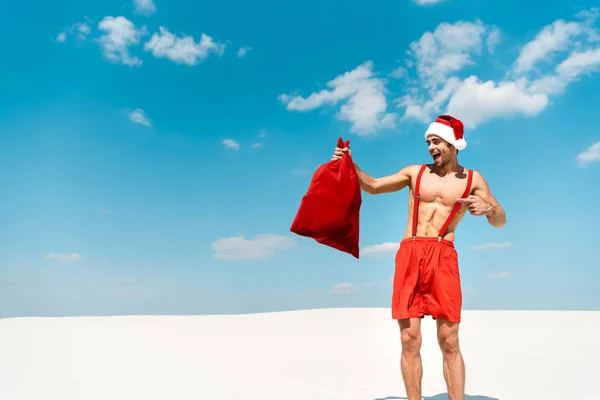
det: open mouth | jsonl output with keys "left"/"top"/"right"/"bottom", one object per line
{"left": 432, "top": 153, "right": 440, "bottom": 161}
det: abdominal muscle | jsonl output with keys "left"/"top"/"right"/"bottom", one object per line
{"left": 401, "top": 187, "right": 468, "bottom": 242}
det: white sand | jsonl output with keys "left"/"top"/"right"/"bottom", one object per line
{"left": 0, "top": 308, "right": 598, "bottom": 400}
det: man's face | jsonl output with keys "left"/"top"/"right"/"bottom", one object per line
{"left": 427, "top": 135, "right": 454, "bottom": 166}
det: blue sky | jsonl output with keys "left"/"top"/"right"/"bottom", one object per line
{"left": 1, "top": 0, "right": 599, "bottom": 317}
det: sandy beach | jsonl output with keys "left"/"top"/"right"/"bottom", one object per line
{"left": 0, "top": 308, "right": 598, "bottom": 400}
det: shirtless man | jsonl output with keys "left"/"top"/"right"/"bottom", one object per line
{"left": 331, "top": 115, "right": 506, "bottom": 400}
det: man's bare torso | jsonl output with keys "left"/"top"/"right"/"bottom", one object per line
{"left": 401, "top": 164, "right": 474, "bottom": 242}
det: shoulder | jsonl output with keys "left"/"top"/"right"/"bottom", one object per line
{"left": 400, "top": 164, "right": 426, "bottom": 176}
{"left": 395, "top": 164, "right": 426, "bottom": 188}
{"left": 468, "top": 168, "right": 481, "bottom": 179}
{"left": 467, "top": 168, "right": 489, "bottom": 189}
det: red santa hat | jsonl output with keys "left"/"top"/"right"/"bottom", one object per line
{"left": 424, "top": 115, "right": 467, "bottom": 151}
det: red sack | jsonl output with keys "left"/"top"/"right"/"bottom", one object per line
{"left": 290, "top": 137, "right": 362, "bottom": 258}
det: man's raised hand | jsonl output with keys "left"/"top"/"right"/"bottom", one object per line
{"left": 331, "top": 146, "right": 351, "bottom": 161}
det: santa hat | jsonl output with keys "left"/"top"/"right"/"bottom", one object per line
{"left": 424, "top": 115, "right": 467, "bottom": 151}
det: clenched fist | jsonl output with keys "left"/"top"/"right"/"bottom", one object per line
{"left": 331, "top": 146, "right": 351, "bottom": 161}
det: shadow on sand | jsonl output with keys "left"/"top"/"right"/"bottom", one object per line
{"left": 375, "top": 394, "right": 498, "bottom": 400}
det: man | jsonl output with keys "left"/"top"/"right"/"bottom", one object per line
{"left": 331, "top": 115, "right": 506, "bottom": 400}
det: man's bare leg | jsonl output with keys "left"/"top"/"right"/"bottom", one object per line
{"left": 398, "top": 318, "right": 422, "bottom": 400}
{"left": 436, "top": 319, "right": 465, "bottom": 400}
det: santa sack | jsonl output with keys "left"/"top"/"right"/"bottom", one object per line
{"left": 290, "top": 137, "right": 362, "bottom": 258}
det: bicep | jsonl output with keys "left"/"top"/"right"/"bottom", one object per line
{"left": 472, "top": 171, "right": 500, "bottom": 205}
{"left": 373, "top": 165, "right": 414, "bottom": 194}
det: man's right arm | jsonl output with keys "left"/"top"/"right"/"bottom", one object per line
{"left": 354, "top": 163, "right": 415, "bottom": 195}
{"left": 331, "top": 146, "right": 416, "bottom": 195}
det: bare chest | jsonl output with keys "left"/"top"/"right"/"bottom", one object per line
{"left": 414, "top": 170, "right": 472, "bottom": 207}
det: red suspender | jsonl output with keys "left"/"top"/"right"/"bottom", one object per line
{"left": 437, "top": 169, "right": 474, "bottom": 240}
{"left": 411, "top": 164, "right": 427, "bottom": 238}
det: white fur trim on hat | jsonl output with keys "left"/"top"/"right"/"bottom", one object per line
{"left": 425, "top": 122, "right": 467, "bottom": 151}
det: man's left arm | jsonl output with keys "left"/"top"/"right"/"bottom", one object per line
{"left": 461, "top": 171, "right": 506, "bottom": 227}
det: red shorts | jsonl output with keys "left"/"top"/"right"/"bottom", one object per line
{"left": 392, "top": 237, "right": 462, "bottom": 323}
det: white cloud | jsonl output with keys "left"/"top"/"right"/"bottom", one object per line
{"left": 212, "top": 234, "right": 295, "bottom": 260}
{"left": 396, "top": 20, "right": 506, "bottom": 126}
{"left": 445, "top": 76, "right": 549, "bottom": 128}
{"left": 59, "top": 17, "right": 231, "bottom": 68}
{"left": 278, "top": 10, "right": 600, "bottom": 136}
{"left": 486, "top": 27, "right": 502, "bottom": 53}
{"left": 237, "top": 46, "right": 252, "bottom": 58}
{"left": 556, "top": 47, "right": 600, "bottom": 80}
{"left": 576, "top": 141, "right": 600, "bottom": 167}
{"left": 76, "top": 21, "right": 92, "bottom": 37}
{"left": 250, "top": 132, "right": 266, "bottom": 148}
{"left": 222, "top": 139, "right": 240, "bottom": 150}
{"left": 412, "top": 0, "right": 446, "bottom": 5}
{"left": 407, "top": 20, "right": 489, "bottom": 90}
{"left": 144, "top": 27, "right": 225, "bottom": 66}
{"left": 396, "top": 10, "right": 600, "bottom": 129}
{"left": 389, "top": 66, "right": 408, "bottom": 79}
{"left": 486, "top": 271, "right": 510, "bottom": 279}
{"left": 126, "top": 108, "right": 151, "bottom": 126}
{"left": 328, "top": 279, "right": 387, "bottom": 295}
{"left": 45, "top": 253, "right": 81, "bottom": 263}
{"left": 362, "top": 242, "right": 399, "bottom": 256}
{"left": 472, "top": 242, "right": 513, "bottom": 251}
{"left": 292, "top": 169, "right": 311, "bottom": 176}
{"left": 398, "top": 77, "right": 461, "bottom": 124}
{"left": 56, "top": 18, "right": 93, "bottom": 43}
{"left": 329, "top": 283, "right": 359, "bottom": 295}
{"left": 133, "top": 0, "right": 156, "bottom": 16}
{"left": 97, "top": 16, "right": 146, "bottom": 66}
{"left": 278, "top": 61, "right": 397, "bottom": 136}
{"left": 511, "top": 19, "right": 586, "bottom": 75}
{"left": 526, "top": 47, "right": 600, "bottom": 97}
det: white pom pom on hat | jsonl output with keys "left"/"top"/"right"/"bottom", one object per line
{"left": 425, "top": 115, "right": 467, "bottom": 151}
{"left": 453, "top": 138, "right": 467, "bottom": 151}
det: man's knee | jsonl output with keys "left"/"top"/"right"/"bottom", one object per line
{"left": 437, "top": 321, "right": 460, "bottom": 356}
{"left": 399, "top": 319, "right": 422, "bottom": 354}
{"left": 438, "top": 333, "right": 459, "bottom": 355}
